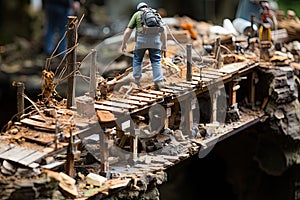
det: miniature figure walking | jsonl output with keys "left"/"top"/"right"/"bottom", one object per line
{"left": 121, "top": 2, "right": 167, "bottom": 90}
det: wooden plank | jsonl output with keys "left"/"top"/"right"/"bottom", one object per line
{"left": 0, "top": 146, "right": 26, "bottom": 160}
{"left": 96, "top": 100, "right": 137, "bottom": 110}
{"left": 94, "top": 104, "right": 126, "bottom": 113}
{"left": 164, "top": 85, "right": 188, "bottom": 91}
{"left": 109, "top": 98, "right": 147, "bottom": 107}
{"left": 219, "top": 61, "right": 249, "bottom": 74}
{"left": 135, "top": 92, "right": 160, "bottom": 99}
{"left": 41, "top": 161, "right": 65, "bottom": 169}
{"left": 30, "top": 115, "right": 46, "bottom": 122}
{"left": 18, "top": 151, "right": 48, "bottom": 166}
{"left": 202, "top": 68, "right": 227, "bottom": 76}
{"left": 194, "top": 72, "right": 221, "bottom": 79}
{"left": 201, "top": 70, "right": 225, "bottom": 76}
{"left": 189, "top": 80, "right": 203, "bottom": 85}
{"left": 22, "top": 135, "right": 54, "bottom": 146}
{"left": 173, "top": 83, "right": 195, "bottom": 88}
{"left": 127, "top": 95, "right": 156, "bottom": 103}
{"left": 9, "top": 149, "right": 36, "bottom": 162}
{"left": 0, "top": 145, "right": 10, "bottom": 154}
{"left": 141, "top": 89, "right": 170, "bottom": 96}
{"left": 192, "top": 76, "right": 211, "bottom": 82}
{"left": 20, "top": 118, "right": 56, "bottom": 131}
{"left": 159, "top": 88, "right": 180, "bottom": 94}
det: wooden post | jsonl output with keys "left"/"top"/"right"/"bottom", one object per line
{"left": 130, "top": 119, "right": 139, "bottom": 162}
{"left": 228, "top": 79, "right": 240, "bottom": 107}
{"left": 186, "top": 44, "right": 192, "bottom": 82}
{"left": 211, "top": 90, "right": 218, "bottom": 123}
{"left": 251, "top": 15, "right": 255, "bottom": 38}
{"left": 66, "top": 16, "right": 78, "bottom": 109}
{"left": 249, "top": 71, "right": 257, "bottom": 109}
{"left": 214, "top": 37, "right": 221, "bottom": 69}
{"left": 100, "top": 131, "right": 109, "bottom": 173}
{"left": 16, "top": 82, "right": 24, "bottom": 120}
{"left": 90, "top": 49, "right": 97, "bottom": 99}
{"left": 65, "top": 129, "right": 74, "bottom": 177}
{"left": 55, "top": 120, "right": 60, "bottom": 150}
{"left": 183, "top": 95, "right": 193, "bottom": 137}
{"left": 260, "top": 41, "right": 271, "bottom": 61}
{"left": 133, "top": 129, "right": 139, "bottom": 161}
{"left": 164, "top": 102, "right": 174, "bottom": 129}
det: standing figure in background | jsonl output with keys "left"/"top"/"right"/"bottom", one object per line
{"left": 121, "top": 2, "right": 167, "bottom": 90}
{"left": 43, "top": 0, "right": 80, "bottom": 56}
{"left": 259, "top": 1, "right": 273, "bottom": 41}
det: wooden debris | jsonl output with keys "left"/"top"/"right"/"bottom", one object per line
{"left": 162, "top": 57, "right": 181, "bottom": 72}
{"left": 167, "top": 30, "right": 190, "bottom": 43}
{"left": 291, "top": 62, "right": 300, "bottom": 70}
{"left": 86, "top": 173, "right": 107, "bottom": 187}
{"left": 20, "top": 118, "right": 56, "bottom": 132}
{"left": 96, "top": 110, "right": 115, "bottom": 123}
{"left": 59, "top": 172, "right": 79, "bottom": 198}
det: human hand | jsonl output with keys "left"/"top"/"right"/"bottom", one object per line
{"left": 121, "top": 43, "right": 127, "bottom": 53}
{"left": 161, "top": 49, "right": 166, "bottom": 57}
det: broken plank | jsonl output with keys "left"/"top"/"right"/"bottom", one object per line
{"left": 96, "top": 100, "right": 137, "bottom": 110}
{"left": 94, "top": 104, "right": 126, "bottom": 113}
{"left": 18, "top": 151, "right": 48, "bottom": 166}
{"left": 20, "top": 118, "right": 56, "bottom": 132}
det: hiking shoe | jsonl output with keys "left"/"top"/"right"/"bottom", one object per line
{"left": 154, "top": 80, "right": 165, "bottom": 90}
{"left": 134, "top": 78, "right": 141, "bottom": 88}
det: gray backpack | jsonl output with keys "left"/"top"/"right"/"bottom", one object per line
{"left": 140, "top": 8, "right": 162, "bottom": 27}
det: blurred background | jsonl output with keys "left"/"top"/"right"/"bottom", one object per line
{"left": 1, "top": 0, "right": 299, "bottom": 44}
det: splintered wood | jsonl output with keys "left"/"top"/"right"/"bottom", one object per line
{"left": 41, "top": 70, "right": 56, "bottom": 100}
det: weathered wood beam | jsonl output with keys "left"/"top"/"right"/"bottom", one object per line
{"left": 66, "top": 16, "right": 78, "bottom": 109}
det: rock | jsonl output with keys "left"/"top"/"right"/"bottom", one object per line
{"left": 173, "top": 129, "right": 185, "bottom": 141}
{"left": 86, "top": 173, "right": 107, "bottom": 187}
{"left": 75, "top": 95, "right": 95, "bottom": 118}
{"left": 274, "top": 109, "right": 285, "bottom": 119}
{"left": 1, "top": 160, "right": 16, "bottom": 175}
{"left": 15, "top": 168, "right": 37, "bottom": 178}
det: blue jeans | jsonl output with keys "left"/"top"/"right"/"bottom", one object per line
{"left": 44, "top": 3, "right": 72, "bottom": 56}
{"left": 133, "top": 48, "right": 164, "bottom": 82}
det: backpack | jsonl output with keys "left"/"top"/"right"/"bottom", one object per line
{"left": 140, "top": 8, "right": 162, "bottom": 27}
